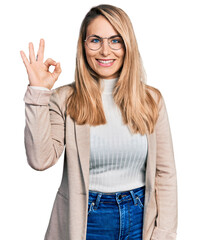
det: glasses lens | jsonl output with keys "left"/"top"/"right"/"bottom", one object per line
{"left": 109, "top": 36, "right": 124, "bottom": 50}
{"left": 87, "top": 36, "right": 102, "bottom": 50}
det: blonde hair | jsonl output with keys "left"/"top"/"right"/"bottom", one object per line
{"left": 66, "top": 4, "right": 162, "bottom": 135}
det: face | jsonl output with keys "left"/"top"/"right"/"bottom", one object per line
{"left": 84, "top": 15, "right": 125, "bottom": 79}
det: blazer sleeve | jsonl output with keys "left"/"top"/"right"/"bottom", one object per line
{"left": 23, "top": 84, "right": 65, "bottom": 171}
{"left": 151, "top": 94, "right": 178, "bottom": 240}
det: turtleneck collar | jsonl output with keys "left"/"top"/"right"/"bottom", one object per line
{"left": 100, "top": 77, "right": 119, "bottom": 94}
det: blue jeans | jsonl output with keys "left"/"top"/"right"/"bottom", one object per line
{"left": 86, "top": 185, "right": 145, "bottom": 240}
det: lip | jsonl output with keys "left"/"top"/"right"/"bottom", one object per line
{"left": 96, "top": 59, "right": 115, "bottom": 61}
{"left": 96, "top": 59, "right": 116, "bottom": 67}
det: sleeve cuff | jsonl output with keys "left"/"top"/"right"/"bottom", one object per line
{"left": 23, "top": 85, "right": 53, "bottom": 105}
{"left": 29, "top": 86, "right": 50, "bottom": 91}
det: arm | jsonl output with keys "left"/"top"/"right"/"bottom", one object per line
{"left": 23, "top": 85, "right": 65, "bottom": 171}
{"left": 151, "top": 95, "right": 178, "bottom": 240}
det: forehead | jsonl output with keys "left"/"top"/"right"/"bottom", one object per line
{"left": 86, "top": 15, "right": 119, "bottom": 38}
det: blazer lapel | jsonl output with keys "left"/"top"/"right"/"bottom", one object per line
{"left": 145, "top": 132, "right": 156, "bottom": 191}
{"left": 75, "top": 122, "right": 90, "bottom": 194}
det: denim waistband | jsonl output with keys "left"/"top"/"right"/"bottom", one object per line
{"left": 88, "top": 185, "right": 145, "bottom": 203}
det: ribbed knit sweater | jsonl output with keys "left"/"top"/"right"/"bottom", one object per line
{"left": 88, "top": 78, "right": 147, "bottom": 192}
{"left": 30, "top": 78, "right": 148, "bottom": 193}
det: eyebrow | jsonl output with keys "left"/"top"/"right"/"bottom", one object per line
{"left": 90, "top": 34, "right": 121, "bottom": 39}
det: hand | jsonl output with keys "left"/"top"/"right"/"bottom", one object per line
{"left": 20, "top": 38, "right": 62, "bottom": 90}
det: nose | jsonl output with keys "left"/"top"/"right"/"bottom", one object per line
{"left": 99, "top": 39, "right": 111, "bottom": 56}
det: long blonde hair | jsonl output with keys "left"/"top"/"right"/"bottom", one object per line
{"left": 66, "top": 4, "right": 162, "bottom": 135}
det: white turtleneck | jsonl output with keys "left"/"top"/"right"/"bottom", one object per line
{"left": 29, "top": 78, "right": 148, "bottom": 193}
{"left": 89, "top": 77, "right": 148, "bottom": 192}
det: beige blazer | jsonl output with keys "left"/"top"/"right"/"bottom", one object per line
{"left": 23, "top": 84, "right": 178, "bottom": 240}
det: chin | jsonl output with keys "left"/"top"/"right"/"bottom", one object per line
{"left": 97, "top": 70, "right": 119, "bottom": 79}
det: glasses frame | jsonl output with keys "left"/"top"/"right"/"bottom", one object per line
{"left": 84, "top": 34, "right": 124, "bottom": 51}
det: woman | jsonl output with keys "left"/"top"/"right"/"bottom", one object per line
{"left": 21, "top": 4, "right": 178, "bottom": 240}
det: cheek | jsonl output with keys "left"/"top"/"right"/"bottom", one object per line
{"left": 115, "top": 49, "right": 125, "bottom": 61}
{"left": 118, "top": 50, "right": 125, "bottom": 64}
{"left": 85, "top": 47, "right": 96, "bottom": 62}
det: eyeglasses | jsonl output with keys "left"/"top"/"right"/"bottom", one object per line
{"left": 84, "top": 34, "right": 124, "bottom": 51}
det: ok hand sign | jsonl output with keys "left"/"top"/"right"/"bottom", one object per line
{"left": 20, "top": 38, "right": 62, "bottom": 90}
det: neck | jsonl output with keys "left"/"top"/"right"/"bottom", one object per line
{"left": 100, "top": 77, "right": 119, "bottom": 94}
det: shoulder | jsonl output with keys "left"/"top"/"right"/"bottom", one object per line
{"left": 145, "top": 84, "right": 162, "bottom": 100}
{"left": 50, "top": 83, "right": 74, "bottom": 114}
{"left": 145, "top": 83, "right": 164, "bottom": 110}
{"left": 52, "top": 83, "right": 74, "bottom": 103}
{"left": 53, "top": 83, "right": 73, "bottom": 97}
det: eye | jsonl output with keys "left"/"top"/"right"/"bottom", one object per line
{"left": 112, "top": 39, "right": 119, "bottom": 43}
{"left": 111, "top": 37, "right": 123, "bottom": 44}
{"left": 91, "top": 38, "right": 100, "bottom": 43}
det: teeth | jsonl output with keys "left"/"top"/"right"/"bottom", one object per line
{"left": 97, "top": 59, "right": 114, "bottom": 63}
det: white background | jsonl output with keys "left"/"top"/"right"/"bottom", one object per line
{"left": 0, "top": 0, "right": 197, "bottom": 239}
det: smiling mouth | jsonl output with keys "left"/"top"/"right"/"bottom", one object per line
{"left": 96, "top": 59, "right": 115, "bottom": 64}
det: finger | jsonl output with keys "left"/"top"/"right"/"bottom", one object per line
{"left": 36, "top": 38, "right": 45, "bottom": 62}
{"left": 44, "top": 58, "right": 57, "bottom": 69}
{"left": 29, "top": 42, "right": 36, "bottom": 63}
{"left": 20, "top": 50, "right": 30, "bottom": 70}
{"left": 52, "top": 62, "right": 62, "bottom": 80}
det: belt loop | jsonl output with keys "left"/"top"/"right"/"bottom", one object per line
{"left": 130, "top": 190, "right": 138, "bottom": 205}
{"left": 95, "top": 192, "right": 102, "bottom": 208}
